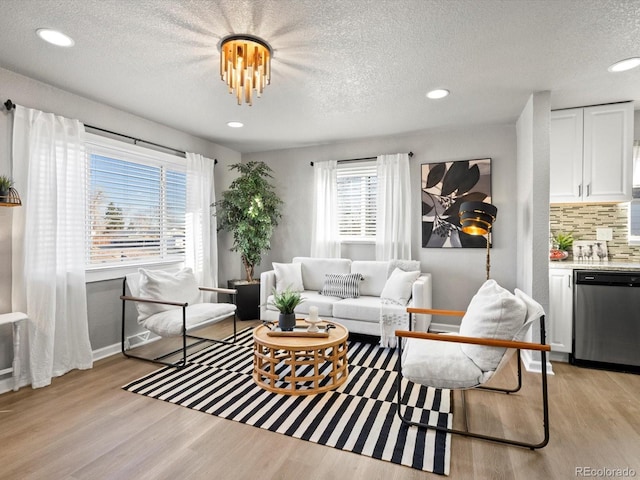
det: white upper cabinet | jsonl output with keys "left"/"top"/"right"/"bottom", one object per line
{"left": 550, "top": 102, "right": 633, "bottom": 203}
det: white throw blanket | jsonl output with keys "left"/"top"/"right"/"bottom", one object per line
{"left": 380, "top": 299, "right": 410, "bottom": 348}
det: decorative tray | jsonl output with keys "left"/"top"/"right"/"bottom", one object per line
{"left": 264, "top": 322, "right": 333, "bottom": 337}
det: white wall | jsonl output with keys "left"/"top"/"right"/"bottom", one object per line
{"left": 516, "top": 92, "right": 551, "bottom": 367}
{"left": 244, "top": 123, "right": 519, "bottom": 328}
{"left": 516, "top": 92, "right": 550, "bottom": 306}
{"left": 0, "top": 68, "right": 241, "bottom": 370}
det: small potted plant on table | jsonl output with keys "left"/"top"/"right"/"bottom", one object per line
{"left": 270, "top": 288, "right": 304, "bottom": 331}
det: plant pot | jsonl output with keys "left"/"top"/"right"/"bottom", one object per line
{"left": 227, "top": 280, "right": 260, "bottom": 320}
{"left": 278, "top": 313, "right": 296, "bottom": 331}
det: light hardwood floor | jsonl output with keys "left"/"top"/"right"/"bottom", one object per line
{"left": 1, "top": 318, "right": 639, "bottom": 480}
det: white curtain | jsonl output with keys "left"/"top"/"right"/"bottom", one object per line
{"left": 375, "top": 153, "right": 412, "bottom": 260}
{"left": 311, "top": 160, "right": 341, "bottom": 257}
{"left": 11, "top": 105, "right": 93, "bottom": 389}
{"left": 185, "top": 152, "right": 217, "bottom": 299}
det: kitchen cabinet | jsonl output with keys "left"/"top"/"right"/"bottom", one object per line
{"left": 550, "top": 102, "right": 633, "bottom": 203}
{"left": 548, "top": 268, "right": 573, "bottom": 354}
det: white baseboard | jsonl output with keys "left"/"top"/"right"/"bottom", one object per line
{"left": 93, "top": 333, "right": 159, "bottom": 362}
{"left": 0, "top": 333, "right": 159, "bottom": 395}
{"left": 0, "top": 377, "right": 13, "bottom": 395}
{"left": 522, "top": 349, "right": 555, "bottom": 375}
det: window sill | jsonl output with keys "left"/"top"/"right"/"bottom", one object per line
{"left": 85, "top": 260, "right": 184, "bottom": 283}
{"left": 340, "top": 239, "right": 375, "bottom": 245}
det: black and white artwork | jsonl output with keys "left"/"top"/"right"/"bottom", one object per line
{"left": 421, "top": 158, "right": 492, "bottom": 248}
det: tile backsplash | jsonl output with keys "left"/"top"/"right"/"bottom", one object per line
{"left": 550, "top": 203, "right": 640, "bottom": 262}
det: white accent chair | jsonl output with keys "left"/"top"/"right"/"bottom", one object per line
{"left": 395, "top": 280, "right": 551, "bottom": 449}
{"left": 120, "top": 268, "right": 238, "bottom": 367}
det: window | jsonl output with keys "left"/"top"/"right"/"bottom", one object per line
{"left": 337, "top": 161, "right": 377, "bottom": 241}
{"left": 85, "top": 134, "right": 186, "bottom": 269}
{"left": 630, "top": 141, "right": 640, "bottom": 245}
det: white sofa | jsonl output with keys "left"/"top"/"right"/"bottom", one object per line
{"left": 260, "top": 257, "right": 432, "bottom": 337}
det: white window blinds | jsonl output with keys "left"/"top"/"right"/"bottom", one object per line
{"left": 336, "top": 161, "right": 377, "bottom": 240}
{"left": 85, "top": 135, "right": 186, "bottom": 267}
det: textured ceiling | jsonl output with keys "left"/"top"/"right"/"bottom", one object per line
{"left": 0, "top": 0, "right": 639, "bottom": 153}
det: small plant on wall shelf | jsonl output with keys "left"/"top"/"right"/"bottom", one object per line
{"left": 0, "top": 174, "right": 14, "bottom": 198}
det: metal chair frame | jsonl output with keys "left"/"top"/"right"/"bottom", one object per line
{"left": 395, "top": 307, "right": 550, "bottom": 450}
{"left": 121, "top": 278, "right": 238, "bottom": 368}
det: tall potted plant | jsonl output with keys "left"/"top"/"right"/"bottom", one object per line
{"left": 214, "top": 161, "right": 282, "bottom": 319}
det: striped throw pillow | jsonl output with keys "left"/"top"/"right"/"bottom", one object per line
{"left": 320, "top": 273, "right": 364, "bottom": 298}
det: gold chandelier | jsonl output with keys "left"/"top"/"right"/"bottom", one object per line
{"left": 220, "top": 35, "right": 272, "bottom": 106}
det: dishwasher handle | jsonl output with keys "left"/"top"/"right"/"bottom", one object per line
{"left": 575, "top": 270, "right": 640, "bottom": 286}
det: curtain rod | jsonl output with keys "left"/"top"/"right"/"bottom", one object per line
{"left": 4, "top": 99, "right": 217, "bottom": 164}
{"left": 310, "top": 152, "right": 413, "bottom": 167}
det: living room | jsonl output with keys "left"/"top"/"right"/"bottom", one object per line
{"left": 1, "top": 1, "right": 640, "bottom": 478}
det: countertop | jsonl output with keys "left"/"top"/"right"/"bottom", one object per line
{"left": 549, "top": 261, "right": 640, "bottom": 271}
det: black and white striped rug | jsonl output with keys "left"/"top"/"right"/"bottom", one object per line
{"left": 123, "top": 327, "right": 452, "bottom": 475}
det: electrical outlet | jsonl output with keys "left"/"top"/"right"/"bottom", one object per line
{"left": 596, "top": 228, "right": 613, "bottom": 241}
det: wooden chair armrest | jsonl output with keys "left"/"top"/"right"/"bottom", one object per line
{"left": 407, "top": 307, "right": 466, "bottom": 317}
{"left": 120, "top": 295, "right": 187, "bottom": 307}
{"left": 199, "top": 286, "right": 238, "bottom": 295}
{"left": 395, "top": 330, "right": 551, "bottom": 352}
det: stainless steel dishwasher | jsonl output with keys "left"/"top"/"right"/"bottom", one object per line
{"left": 573, "top": 270, "right": 640, "bottom": 373}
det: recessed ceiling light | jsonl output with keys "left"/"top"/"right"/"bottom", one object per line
{"left": 607, "top": 57, "right": 640, "bottom": 73}
{"left": 426, "top": 89, "right": 450, "bottom": 99}
{"left": 36, "top": 28, "right": 75, "bottom": 47}
{"left": 227, "top": 121, "right": 244, "bottom": 128}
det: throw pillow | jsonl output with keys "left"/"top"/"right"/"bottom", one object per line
{"left": 458, "top": 280, "right": 527, "bottom": 372}
{"left": 273, "top": 262, "right": 304, "bottom": 292}
{"left": 136, "top": 268, "right": 201, "bottom": 323}
{"left": 320, "top": 273, "right": 364, "bottom": 298}
{"left": 380, "top": 268, "right": 420, "bottom": 305}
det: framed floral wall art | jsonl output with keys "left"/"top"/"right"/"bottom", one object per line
{"left": 421, "top": 158, "right": 492, "bottom": 248}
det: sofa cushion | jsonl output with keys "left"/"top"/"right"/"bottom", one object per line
{"left": 273, "top": 262, "right": 304, "bottom": 293}
{"left": 320, "top": 273, "right": 363, "bottom": 298}
{"left": 293, "top": 257, "right": 351, "bottom": 291}
{"left": 136, "top": 268, "right": 201, "bottom": 323}
{"left": 266, "top": 290, "right": 336, "bottom": 317}
{"left": 332, "top": 296, "right": 387, "bottom": 323}
{"left": 458, "top": 280, "right": 527, "bottom": 372}
{"left": 351, "top": 260, "right": 389, "bottom": 296}
{"left": 380, "top": 268, "right": 420, "bottom": 305}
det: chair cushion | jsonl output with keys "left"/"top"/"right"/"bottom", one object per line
{"left": 351, "top": 260, "right": 389, "bottom": 296}
{"left": 402, "top": 336, "right": 491, "bottom": 389}
{"left": 142, "top": 302, "right": 237, "bottom": 337}
{"left": 136, "top": 268, "right": 201, "bottom": 323}
{"left": 380, "top": 268, "right": 420, "bottom": 305}
{"left": 458, "top": 280, "right": 527, "bottom": 372}
{"left": 273, "top": 262, "right": 304, "bottom": 293}
{"left": 320, "top": 273, "right": 363, "bottom": 298}
{"left": 513, "top": 288, "right": 546, "bottom": 341}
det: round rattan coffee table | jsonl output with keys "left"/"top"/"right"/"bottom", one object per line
{"left": 253, "top": 320, "right": 349, "bottom": 395}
